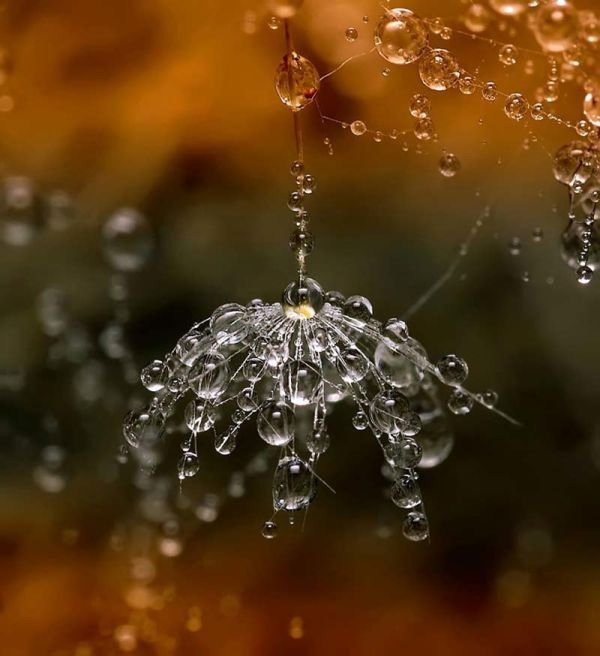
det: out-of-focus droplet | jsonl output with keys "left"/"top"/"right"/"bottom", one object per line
{"left": 532, "top": 0, "right": 578, "bottom": 53}
{"left": 350, "top": 120, "right": 367, "bottom": 136}
{"left": 102, "top": 208, "right": 154, "bottom": 272}
{"left": 584, "top": 88, "right": 600, "bottom": 127}
{"left": 499, "top": 44, "right": 519, "bottom": 66}
{"left": 439, "top": 152, "right": 461, "bottom": 177}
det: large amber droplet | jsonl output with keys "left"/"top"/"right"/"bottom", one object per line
{"left": 275, "top": 52, "right": 320, "bottom": 111}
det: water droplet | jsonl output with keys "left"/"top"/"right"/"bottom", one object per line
{"left": 350, "top": 120, "right": 367, "bottom": 136}
{"left": 499, "top": 44, "right": 519, "bottom": 66}
{"left": 345, "top": 27, "right": 358, "bottom": 42}
{"left": 418, "top": 49, "right": 460, "bottom": 91}
{"left": 102, "top": 208, "right": 154, "bottom": 272}
{"left": 374, "top": 8, "right": 429, "bottom": 65}
{"left": 262, "top": 520, "right": 278, "bottom": 539}
{"left": 439, "top": 152, "right": 461, "bottom": 177}
{"left": 504, "top": 93, "right": 529, "bottom": 120}
{"left": 275, "top": 52, "right": 320, "bottom": 111}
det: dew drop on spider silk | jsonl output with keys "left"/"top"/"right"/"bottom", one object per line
{"left": 374, "top": 8, "right": 429, "bottom": 65}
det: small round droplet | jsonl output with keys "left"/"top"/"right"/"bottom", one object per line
{"left": 350, "top": 120, "right": 367, "bottom": 136}
{"left": 345, "top": 27, "right": 358, "bottom": 42}
{"left": 402, "top": 511, "right": 429, "bottom": 541}
{"left": 504, "top": 93, "right": 529, "bottom": 120}
{"left": 436, "top": 354, "right": 469, "bottom": 385}
{"left": 439, "top": 153, "right": 461, "bottom": 177}
{"left": 577, "top": 265, "right": 593, "bottom": 284}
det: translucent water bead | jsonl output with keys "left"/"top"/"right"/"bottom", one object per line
{"left": 418, "top": 49, "right": 460, "bottom": 91}
{"left": 533, "top": 0, "right": 578, "bottom": 53}
{"left": 374, "top": 8, "right": 429, "bottom": 65}
{"left": 504, "top": 93, "right": 529, "bottom": 121}
{"left": 102, "top": 208, "right": 154, "bottom": 272}
{"left": 275, "top": 52, "right": 320, "bottom": 111}
{"left": 125, "top": 276, "right": 506, "bottom": 539}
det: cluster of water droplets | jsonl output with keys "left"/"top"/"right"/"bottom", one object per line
{"left": 123, "top": 272, "right": 504, "bottom": 541}
{"left": 553, "top": 141, "right": 600, "bottom": 282}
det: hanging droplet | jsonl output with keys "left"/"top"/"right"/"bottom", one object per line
{"left": 402, "top": 511, "right": 429, "bottom": 541}
{"left": 577, "top": 265, "right": 594, "bottom": 284}
{"left": 374, "top": 8, "right": 429, "bottom": 65}
{"left": 336, "top": 347, "right": 369, "bottom": 383}
{"left": 262, "top": 520, "right": 278, "bottom": 539}
{"left": 275, "top": 52, "right": 320, "bottom": 111}
{"left": 257, "top": 401, "right": 295, "bottom": 446}
{"left": 272, "top": 457, "right": 317, "bottom": 511}
{"left": 390, "top": 474, "right": 421, "bottom": 509}
{"left": 185, "top": 401, "right": 216, "bottom": 432}
{"left": 215, "top": 426, "right": 238, "bottom": 455}
{"left": 178, "top": 453, "right": 200, "bottom": 480}
{"left": 370, "top": 390, "right": 410, "bottom": 434}
{"left": 188, "top": 353, "right": 230, "bottom": 400}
